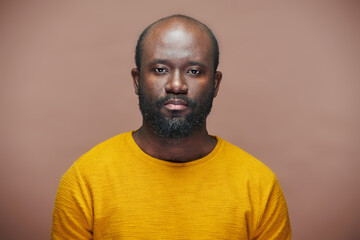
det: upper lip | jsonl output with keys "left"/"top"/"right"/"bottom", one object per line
{"left": 164, "top": 99, "right": 188, "bottom": 105}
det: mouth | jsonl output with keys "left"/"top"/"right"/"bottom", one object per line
{"left": 163, "top": 99, "right": 188, "bottom": 111}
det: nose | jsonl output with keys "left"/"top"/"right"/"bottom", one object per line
{"left": 165, "top": 70, "right": 188, "bottom": 94}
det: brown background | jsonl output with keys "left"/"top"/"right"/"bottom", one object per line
{"left": 1, "top": 0, "right": 359, "bottom": 239}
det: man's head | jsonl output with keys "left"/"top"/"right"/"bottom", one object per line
{"left": 131, "top": 15, "right": 222, "bottom": 139}
{"left": 135, "top": 15, "right": 220, "bottom": 72}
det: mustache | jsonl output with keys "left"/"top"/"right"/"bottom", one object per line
{"left": 156, "top": 94, "right": 196, "bottom": 107}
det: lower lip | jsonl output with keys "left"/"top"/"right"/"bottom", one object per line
{"left": 164, "top": 104, "right": 187, "bottom": 110}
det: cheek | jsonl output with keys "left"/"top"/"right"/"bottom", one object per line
{"left": 140, "top": 74, "right": 165, "bottom": 93}
{"left": 140, "top": 81, "right": 166, "bottom": 102}
{"left": 188, "top": 81, "right": 213, "bottom": 96}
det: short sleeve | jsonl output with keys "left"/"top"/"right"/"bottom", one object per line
{"left": 51, "top": 163, "right": 93, "bottom": 239}
{"left": 254, "top": 175, "right": 292, "bottom": 240}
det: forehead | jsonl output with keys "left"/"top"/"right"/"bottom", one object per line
{"left": 141, "top": 21, "right": 213, "bottom": 64}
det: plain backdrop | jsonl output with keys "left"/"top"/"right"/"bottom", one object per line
{"left": 0, "top": 0, "right": 359, "bottom": 239}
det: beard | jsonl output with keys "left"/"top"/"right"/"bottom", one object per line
{"left": 138, "top": 84, "right": 215, "bottom": 139}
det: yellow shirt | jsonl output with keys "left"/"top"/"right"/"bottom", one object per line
{"left": 52, "top": 132, "right": 291, "bottom": 239}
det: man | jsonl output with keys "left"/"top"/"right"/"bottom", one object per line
{"left": 52, "top": 15, "right": 291, "bottom": 239}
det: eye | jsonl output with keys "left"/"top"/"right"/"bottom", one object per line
{"left": 188, "top": 69, "right": 201, "bottom": 75}
{"left": 154, "top": 67, "right": 166, "bottom": 73}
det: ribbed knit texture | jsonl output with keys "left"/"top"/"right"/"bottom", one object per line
{"left": 52, "top": 131, "right": 291, "bottom": 239}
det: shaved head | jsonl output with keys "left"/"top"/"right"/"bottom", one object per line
{"left": 135, "top": 14, "right": 219, "bottom": 72}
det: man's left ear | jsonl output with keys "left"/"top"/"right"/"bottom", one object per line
{"left": 213, "top": 71, "right": 222, "bottom": 98}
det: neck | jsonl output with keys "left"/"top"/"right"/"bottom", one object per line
{"left": 132, "top": 123, "right": 217, "bottom": 163}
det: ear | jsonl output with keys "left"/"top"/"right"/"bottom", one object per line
{"left": 131, "top": 68, "right": 140, "bottom": 95}
{"left": 213, "top": 71, "right": 222, "bottom": 98}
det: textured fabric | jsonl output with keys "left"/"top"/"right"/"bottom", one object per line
{"left": 52, "top": 131, "right": 291, "bottom": 239}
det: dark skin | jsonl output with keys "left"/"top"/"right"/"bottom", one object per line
{"left": 131, "top": 19, "right": 222, "bottom": 163}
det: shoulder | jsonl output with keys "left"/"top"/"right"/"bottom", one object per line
{"left": 59, "top": 131, "right": 136, "bottom": 189}
{"left": 62, "top": 131, "right": 135, "bottom": 180}
{"left": 217, "top": 137, "right": 275, "bottom": 180}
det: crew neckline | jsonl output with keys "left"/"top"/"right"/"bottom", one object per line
{"left": 125, "top": 131, "right": 223, "bottom": 167}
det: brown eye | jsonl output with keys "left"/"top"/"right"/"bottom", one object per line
{"left": 189, "top": 69, "right": 200, "bottom": 75}
{"left": 154, "top": 68, "right": 165, "bottom": 73}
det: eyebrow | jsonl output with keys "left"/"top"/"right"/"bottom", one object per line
{"left": 148, "top": 59, "right": 207, "bottom": 68}
{"left": 149, "top": 59, "right": 169, "bottom": 65}
{"left": 188, "top": 61, "right": 206, "bottom": 68}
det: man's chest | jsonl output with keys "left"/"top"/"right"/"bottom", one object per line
{"left": 90, "top": 172, "right": 254, "bottom": 239}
